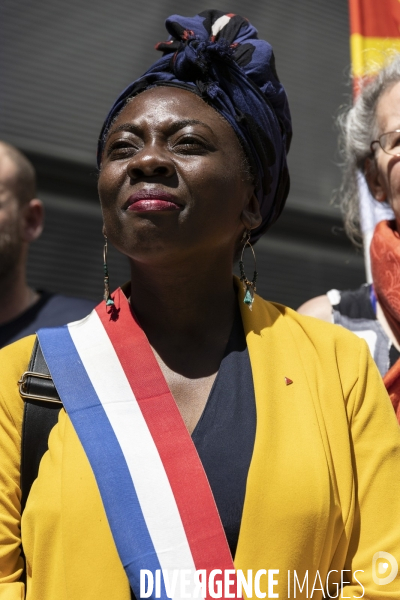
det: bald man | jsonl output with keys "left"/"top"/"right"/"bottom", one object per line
{"left": 0, "top": 142, "right": 95, "bottom": 348}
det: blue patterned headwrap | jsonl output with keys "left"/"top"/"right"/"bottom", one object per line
{"left": 98, "top": 10, "right": 292, "bottom": 242}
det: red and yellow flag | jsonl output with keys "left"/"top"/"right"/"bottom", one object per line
{"left": 350, "top": 0, "right": 400, "bottom": 91}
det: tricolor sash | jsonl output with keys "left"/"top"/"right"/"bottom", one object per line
{"left": 37, "top": 288, "right": 238, "bottom": 600}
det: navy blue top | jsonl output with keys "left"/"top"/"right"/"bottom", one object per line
{"left": 0, "top": 291, "right": 96, "bottom": 349}
{"left": 192, "top": 306, "right": 256, "bottom": 558}
{"left": 130, "top": 306, "right": 256, "bottom": 599}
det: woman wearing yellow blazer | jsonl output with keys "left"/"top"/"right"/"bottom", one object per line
{"left": 1, "top": 10, "right": 400, "bottom": 600}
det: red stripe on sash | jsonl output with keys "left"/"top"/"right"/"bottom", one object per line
{"left": 96, "top": 289, "right": 239, "bottom": 596}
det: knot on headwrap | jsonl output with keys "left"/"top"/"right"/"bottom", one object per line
{"left": 98, "top": 10, "right": 292, "bottom": 242}
{"left": 173, "top": 38, "right": 235, "bottom": 78}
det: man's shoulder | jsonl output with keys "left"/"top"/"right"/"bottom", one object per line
{"left": 41, "top": 293, "right": 97, "bottom": 321}
{"left": 0, "top": 292, "right": 97, "bottom": 348}
{"left": 28, "top": 292, "right": 96, "bottom": 333}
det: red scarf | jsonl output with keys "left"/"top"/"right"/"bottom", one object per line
{"left": 370, "top": 219, "right": 400, "bottom": 420}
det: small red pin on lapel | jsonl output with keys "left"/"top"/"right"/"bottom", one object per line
{"left": 284, "top": 377, "right": 293, "bottom": 386}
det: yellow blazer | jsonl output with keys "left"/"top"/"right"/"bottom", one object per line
{"left": 1, "top": 291, "right": 400, "bottom": 599}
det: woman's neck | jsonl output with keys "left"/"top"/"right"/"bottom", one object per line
{"left": 128, "top": 253, "right": 238, "bottom": 378}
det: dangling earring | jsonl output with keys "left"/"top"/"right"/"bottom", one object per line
{"left": 103, "top": 235, "right": 115, "bottom": 307}
{"left": 239, "top": 231, "right": 257, "bottom": 311}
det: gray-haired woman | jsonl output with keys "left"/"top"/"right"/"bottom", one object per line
{"left": 298, "top": 53, "right": 400, "bottom": 418}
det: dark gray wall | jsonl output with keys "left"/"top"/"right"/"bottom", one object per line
{"left": 0, "top": 0, "right": 365, "bottom": 308}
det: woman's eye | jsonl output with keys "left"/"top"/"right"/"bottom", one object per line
{"left": 107, "top": 141, "right": 138, "bottom": 158}
{"left": 173, "top": 136, "right": 209, "bottom": 153}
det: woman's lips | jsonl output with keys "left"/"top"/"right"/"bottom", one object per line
{"left": 128, "top": 199, "right": 180, "bottom": 212}
{"left": 126, "top": 190, "right": 182, "bottom": 212}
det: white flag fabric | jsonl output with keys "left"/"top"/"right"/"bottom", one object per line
{"left": 358, "top": 170, "right": 395, "bottom": 282}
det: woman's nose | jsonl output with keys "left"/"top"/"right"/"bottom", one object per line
{"left": 126, "top": 146, "right": 175, "bottom": 179}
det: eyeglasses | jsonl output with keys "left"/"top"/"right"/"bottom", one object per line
{"left": 371, "top": 130, "right": 400, "bottom": 156}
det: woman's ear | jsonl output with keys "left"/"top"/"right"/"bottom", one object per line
{"left": 364, "top": 157, "right": 387, "bottom": 202}
{"left": 240, "top": 191, "right": 262, "bottom": 231}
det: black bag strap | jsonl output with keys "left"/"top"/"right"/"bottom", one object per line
{"left": 19, "top": 339, "right": 136, "bottom": 599}
{"left": 19, "top": 338, "right": 63, "bottom": 512}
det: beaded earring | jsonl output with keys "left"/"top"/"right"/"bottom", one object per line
{"left": 239, "top": 231, "right": 258, "bottom": 311}
{"left": 103, "top": 235, "right": 115, "bottom": 307}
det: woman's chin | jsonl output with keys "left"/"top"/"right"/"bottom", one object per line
{"left": 112, "top": 235, "right": 185, "bottom": 265}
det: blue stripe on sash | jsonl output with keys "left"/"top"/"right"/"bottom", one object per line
{"left": 37, "top": 326, "right": 167, "bottom": 598}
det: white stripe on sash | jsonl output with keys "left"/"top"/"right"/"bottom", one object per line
{"left": 68, "top": 311, "right": 201, "bottom": 598}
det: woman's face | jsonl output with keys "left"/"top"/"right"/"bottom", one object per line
{"left": 368, "top": 80, "right": 400, "bottom": 225}
{"left": 98, "top": 86, "right": 259, "bottom": 264}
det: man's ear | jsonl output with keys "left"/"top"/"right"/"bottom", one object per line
{"left": 364, "top": 157, "right": 387, "bottom": 202}
{"left": 240, "top": 191, "right": 262, "bottom": 231}
{"left": 20, "top": 198, "right": 44, "bottom": 243}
